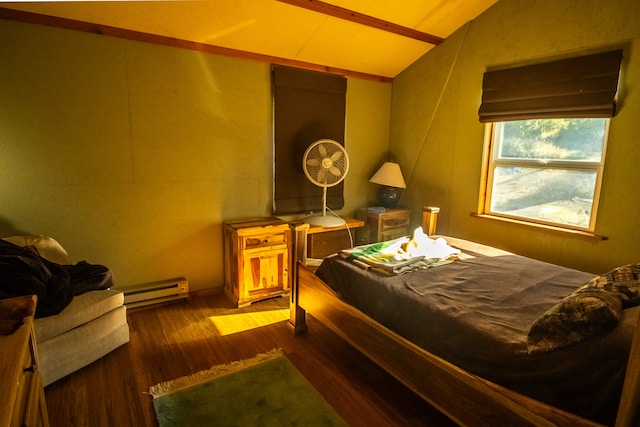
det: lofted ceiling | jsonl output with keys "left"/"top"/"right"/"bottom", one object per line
{"left": 2, "top": 0, "right": 498, "bottom": 80}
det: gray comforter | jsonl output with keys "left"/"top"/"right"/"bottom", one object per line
{"left": 316, "top": 236, "right": 636, "bottom": 424}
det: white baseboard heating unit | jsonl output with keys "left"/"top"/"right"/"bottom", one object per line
{"left": 121, "top": 277, "right": 189, "bottom": 308}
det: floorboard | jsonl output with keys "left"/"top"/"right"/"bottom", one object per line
{"left": 44, "top": 291, "right": 457, "bottom": 427}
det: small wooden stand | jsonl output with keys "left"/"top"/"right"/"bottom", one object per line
{"left": 223, "top": 218, "right": 292, "bottom": 307}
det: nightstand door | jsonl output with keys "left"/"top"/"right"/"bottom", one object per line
{"left": 241, "top": 247, "right": 288, "bottom": 300}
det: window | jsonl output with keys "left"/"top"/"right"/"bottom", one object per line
{"left": 483, "top": 118, "right": 609, "bottom": 231}
{"left": 477, "top": 50, "right": 623, "bottom": 233}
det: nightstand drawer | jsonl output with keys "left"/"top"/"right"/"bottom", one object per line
{"left": 307, "top": 230, "right": 351, "bottom": 258}
{"left": 305, "top": 217, "right": 364, "bottom": 259}
{"left": 242, "top": 232, "right": 287, "bottom": 252}
{"left": 381, "top": 216, "right": 410, "bottom": 230}
{"left": 381, "top": 228, "right": 409, "bottom": 241}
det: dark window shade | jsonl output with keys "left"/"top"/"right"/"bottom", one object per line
{"left": 273, "top": 65, "right": 347, "bottom": 215}
{"left": 478, "top": 50, "right": 623, "bottom": 123}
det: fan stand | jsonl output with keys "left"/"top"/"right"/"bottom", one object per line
{"left": 304, "top": 187, "right": 346, "bottom": 228}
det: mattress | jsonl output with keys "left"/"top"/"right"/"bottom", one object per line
{"left": 37, "top": 305, "right": 129, "bottom": 386}
{"left": 34, "top": 289, "right": 125, "bottom": 342}
{"left": 316, "top": 236, "right": 636, "bottom": 424}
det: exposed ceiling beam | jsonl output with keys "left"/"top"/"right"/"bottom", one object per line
{"left": 0, "top": 7, "right": 393, "bottom": 82}
{"left": 277, "top": 0, "right": 444, "bottom": 45}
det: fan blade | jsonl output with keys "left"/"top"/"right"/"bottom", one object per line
{"left": 317, "top": 168, "right": 327, "bottom": 182}
{"left": 329, "top": 166, "right": 342, "bottom": 177}
{"left": 318, "top": 144, "right": 327, "bottom": 158}
{"left": 330, "top": 151, "right": 343, "bottom": 161}
{"left": 306, "top": 158, "right": 320, "bottom": 167}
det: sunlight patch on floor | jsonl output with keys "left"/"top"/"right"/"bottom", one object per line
{"left": 208, "top": 303, "right": 289, "bottom": 336}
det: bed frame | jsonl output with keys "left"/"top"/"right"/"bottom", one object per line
{"left": 288, "top": 207, "right": 640, "bottom": 427}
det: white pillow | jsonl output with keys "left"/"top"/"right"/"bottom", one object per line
{"left": 2, "top": 235, "right": 71, "bottom": 265}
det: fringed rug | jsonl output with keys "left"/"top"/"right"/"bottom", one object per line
{"left": 149, "top": 348, "right": 348, "bottom": 427}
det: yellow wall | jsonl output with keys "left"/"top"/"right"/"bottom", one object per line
{"left": 5, "top": 0, "right": 635, "bottom": 291}
{"left": 391, "top": 0, "right": 640, "bottom": 274}
{"left": 0, "top": 19, "right": 390, "bottom": 291}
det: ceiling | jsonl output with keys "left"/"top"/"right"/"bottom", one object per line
{"left": 2, "top": 0, "right": 498, "bottom": 79}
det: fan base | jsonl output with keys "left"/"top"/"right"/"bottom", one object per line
{"left": 303, "top": 215, "right": 346, "bottom": 228}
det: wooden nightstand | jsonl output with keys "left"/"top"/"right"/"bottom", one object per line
{"left": 223, "top": 218, "right": 292, "bottom": 307}
{"left": 306, "top": 217, "right": 364, "bottom": 258}
{"left": 356, "top": 208, "right": 412, "bottom": 245}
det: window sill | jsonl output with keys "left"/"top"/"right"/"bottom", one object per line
{"left": 470, "top": 213, "right": 607, "bottom": 241}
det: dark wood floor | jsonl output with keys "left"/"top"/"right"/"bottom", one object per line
{"left": 44, "top": 291, "right": 458, "bottom": 427}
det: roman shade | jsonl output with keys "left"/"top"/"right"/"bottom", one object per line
{"left": 478, "top": 50, "right": 623, "bottom": 123}
{"left": 273, "top": 65, "right": 347, "bottom": 215}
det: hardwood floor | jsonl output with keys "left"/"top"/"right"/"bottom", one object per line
{"left": 44, "top": 291, "right": 457, "bottom": 427}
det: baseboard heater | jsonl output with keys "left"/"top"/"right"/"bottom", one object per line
{"left": 122, "top": 277, "right": 189, "bottom": 308}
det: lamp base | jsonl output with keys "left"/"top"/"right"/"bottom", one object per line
{"left": 379, "top": 186, "right": 402, "bottom": 209}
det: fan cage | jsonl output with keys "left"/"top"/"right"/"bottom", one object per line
{"left": 303, "top": 139, "right": 349, "bottom": 188}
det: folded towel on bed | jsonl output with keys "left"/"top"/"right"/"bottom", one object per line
{"left": 340, "top": 227, "right": 460, "bottom": 275}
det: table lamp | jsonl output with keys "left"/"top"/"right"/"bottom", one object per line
{"left": 369, "top": 162, "right": 406, "bottom": 208}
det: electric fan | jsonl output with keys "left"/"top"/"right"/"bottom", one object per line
{"left": 302, "top": 139, "right": 350, "bottom": 227}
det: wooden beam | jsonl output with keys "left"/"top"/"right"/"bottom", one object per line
{"left": 277, "top": 0, "right": 444, "bottom": 45}
{"left": 0, "top": 7, "right": 393, "bottom": 83}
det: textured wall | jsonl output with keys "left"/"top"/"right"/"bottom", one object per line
{"left": 390, "top": 0, "right": 640, "bottom": 274}
{"left": 0, "top": 19, "right": 390, "bottom": 291}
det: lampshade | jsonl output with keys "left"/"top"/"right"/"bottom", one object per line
{"left": 369, "top": 162, "right": 406, "bottom": 208}
{"left": 369, "top": 162, "right": 406, "bottom": 188}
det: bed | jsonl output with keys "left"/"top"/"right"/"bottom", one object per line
{"left": 288, "top": 207, "right": 640, "bottom": 427}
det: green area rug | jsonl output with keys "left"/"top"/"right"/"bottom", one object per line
{"left": 149, "top": 348, "right": 348, "bottom": 427}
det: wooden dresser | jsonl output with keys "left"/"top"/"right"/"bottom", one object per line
{"left": 0, "top": 295, "right": 50, "bottom": 427}
{"left": 223, "top": 218, "right": 292, "bottom": 307}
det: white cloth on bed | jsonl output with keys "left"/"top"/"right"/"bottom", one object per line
{"left": 339, "top": 227, "right": 460, "bottom": 274}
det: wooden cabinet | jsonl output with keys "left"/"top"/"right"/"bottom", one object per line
{"left": 0, "top": 295, "right": 50, "bottom": 427}
{"left": 356, "top": 208, "right": 412, "bottom": 245}
{"left": 306, "top": 217, "right": 364, "bottom": 258}
{"left": 223, "top": 218, "right": 292, "bottom": 307}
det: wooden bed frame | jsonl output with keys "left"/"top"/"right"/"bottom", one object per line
{"left": 288, "top": 207, "right": 640, "bottom": 427}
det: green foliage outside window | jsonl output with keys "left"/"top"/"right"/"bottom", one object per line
{"left": 499, "top": 119, "right": 606, "bottom": 161}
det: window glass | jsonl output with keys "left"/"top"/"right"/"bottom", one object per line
{"left": 484, "top": 118, "right": 608, "bottom": 231}
{"left": 497, "top": 119, "right": 606, "bottom": 161}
